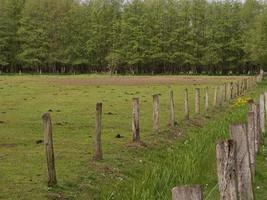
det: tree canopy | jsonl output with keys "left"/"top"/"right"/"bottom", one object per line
{"left": 0, "top": 0, "right": 266, "bottom": 74}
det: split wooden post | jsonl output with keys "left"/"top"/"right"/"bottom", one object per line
{"left": 230, "top": 82, "right": 233, "bottom": 99}
{"left": 172, "top": 185, "right": 203, "bottom": 200}
{"left": 195, "top": 88, "right": 200, "bottom": 114}
{"left": 93, "top": 102, "right": 103, "bottom": 160}
{"left": 153, "top": 94, "right": 160, "bottom": 132}
{"left": 227, "top": 82, "right": 231, "bottom": 101}
{"left": 260, "top": 94, "right": 265, "bottom": 133}
{"left": 213, "top": 87, "right": 218, "bottom": 109}
{"left": 216, "top": 140, "right": 238, "bottom": 200}
{"left": 247, "top": 111, "right": 256, "bottom": 178}
{"left": 132, "top": 98, "right": 140, "bottom": 142}
{"left": 205, "top": 87, "right": 209, "bottom": 112}
{"left": 236, "top": 82, "right": 239, "bottom": 97}
{"left": 230, "top": 124, "right": 254, "bottom": 200}
{"left": 184, "top": 88, "right": 189, "bottom": 120}
{"left": 42, "top": 113, "right": 57, "bottom": 187}
{"left": 169, "top": 91, "right": 175, "bottom": 127}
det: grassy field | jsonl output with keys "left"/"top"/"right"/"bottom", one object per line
{"left": 0, "top": 75, "right": 266, "bottom": 200}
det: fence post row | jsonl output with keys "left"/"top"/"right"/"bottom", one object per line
{"left": 132, "top": 98, "right": 140, "bottom": 142}
{"left": 230, "top": 124, "right": 254, "bottom": 200}
{"left": 153, "top": 94, "right": 160, "bottom": 132}
{"left": 42, "top": 113, "right": 57, "bottom": 187}
{"left": 172, "top": 185, "right": 203, "bottom": 200}
{"left": 93, "top": 102, "right": 103, "bottom": 160}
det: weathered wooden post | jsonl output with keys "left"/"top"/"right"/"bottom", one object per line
{"left": 264, "top": 92, "right": 267, "bottom": 117}
{"left": 195, "top": 88, "right": 200, "bottom": 114}
{"left": 153, "top": 94, "right": 160, "bottom": 132}
{"left": 252, "top": 104, "right": 260, "bottom": 153}
{"left": 184, "top": 89, "right": 189, "bottom": 120}
{"left": 247, "top": 111, "right": 256, "bottom": 178}
{"left": 42, "top": 113, "right": 57, "bottom": 186}
{"left": 132, "top": 98, "right": 140, "bottom": 142}
{"left": 216, "top": 140, "right": 238, "bottom": 200}
{"left": 93, "top": 103, "right": 103, "bottom": 160}
{"left": 236, "top": 82, "right": 239, "bottom": 96}
{"left": 230, "top": 124, "right": 254, "bottom": 200}
{"left": 213, "top": 87, "right": 218, "bottom": 109}
{"left": 205, "top": 87, "right": 209, "bottom": 112}
{"left": 219, "top": 86, "right": 223, "bottom": 110}
{"left": 230, "top": 82, "right": 233, "bottom": 100}
{"left": 260, "top": 94, "right": 265, "bottom": 133}
{"left": 169, "top": 91, "right": 175, "bottom": 127}
{"left": 227, "top": 82, "right": 231, "bottom": 101}
{"left": 172, "top": 185, "right": 203, "bottom": 200}
{"left": 224, "top": 82, "right": 227, "bottom": 101}
{"left": 245, "top": 78, "right": 248, "bottom": 91}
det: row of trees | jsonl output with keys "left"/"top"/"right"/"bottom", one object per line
{"left": 0, "top": 0, "right": 267, "bottom": 74}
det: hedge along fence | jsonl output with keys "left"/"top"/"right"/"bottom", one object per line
{"left": 41, "top": 75, "right": 260, "bottom": 190}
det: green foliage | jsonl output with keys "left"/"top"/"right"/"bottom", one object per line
{"left": 0, "top": 0, "right": 267, "bottom": 73}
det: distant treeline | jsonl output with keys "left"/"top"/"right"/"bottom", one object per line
{"left": 0, "top": 0, "right": 267, "bottom": 74}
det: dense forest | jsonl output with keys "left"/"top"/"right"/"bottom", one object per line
{"left": 0, "top": 0, "right": 267, "bottom": 74}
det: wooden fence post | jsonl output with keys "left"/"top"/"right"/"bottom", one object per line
{"left": 153, "top": 94, "right": 160, "bottom": 132}
{"left": 247, "top": 111, "right": 256, "bottom": 178}
{"left": 205, "top": 87, "right": 209, "bottom": 112}
{"left": 219, "top": 86, "right": 223, "bottom": 110}
{"left": 228, "top": 82, "right": 232, "bottom": 101}
{"left": 230, "top": 82, "right": 233, "bottom": 100}
{"left": 169, "top": 91, "right": 175, "bottom": 127}
{"left": 230, "top": 124, "right": 254, "bottom": 200}
{"left": 236, "top": 82, "right": 239, "bottom": 97}
{"left": 260, "top": 94, "right": 265, "bottom": 133}
{"left": 213, "top": 87, "right": 218, "bottom": 109}
{"left": 264, "top": 92, "right": 267, "bottom": 118}
{"left": 224, "top": 82, "right": 227, "bottom": 101}
{"left": 42, "top": 113, "right": 57, "bottom": 186}
{"left": 132, "top": 98, "right": 140, "bottom": 142}
{"left": 184, "top": 89, "right": 189, "bottom": 120}
{"left": 216, "top": 140, "right": 238, "bottom": 200}
{"left": 93, "top": 102, "right": 103, "bottom": 160}
{"left": 252, "top": 104, "right": 260, "bottom": 153}
{"left": 172, "top": 185, "right": 203, "bottom": 200}
{"left": 195, "top": 88, "right": 200, "bottom": 114}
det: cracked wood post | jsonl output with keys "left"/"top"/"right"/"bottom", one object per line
{"left": 169, "top": 91, "right": 175, "bottom": 127}
{"left": 227, "top": 82, "right": 231, "bottom": 101}
{"left": 213, "top": 87, "right": 218, "bottom": 109}
{"left": 93, "top": 102, "right": 103, "bottom": 160}
{"left": 132, "top": 98, "right": 140, "bottom": 142}
{"left": 205, "top": 87, "right": 209, "bottom": 112}
{"left": 236, "top": 82, "right": 239, "bottom": 96}
{"left": 195, "top": 88, "right": 200, "bottom": 114}
{"left": 42, "top": 113, "right": 57, "bottom": 187}
{"left": 260, "top": 94, "right": 265, "bottom": 133}
{"left": 171, "top": 185, "right": 203, "bottom": 200}
{"left": 230, "top": 82, "right": 233, "bottom": 100}
{"left": 216, "top": 140, "right": 238, "bottom": 200}
{"left": 184, "top": 88, "right": 189, "bottom": 120}
{"left": 230, "top": 124, "right": 254, "bottom": 200}
{"left": 153, "top": 94, "right": 160, "bottom": 132}
{"left": 247, "top": 111, "right": 256, "bottom": 178}
{"left": 219, "top": 86, "right": 223, "bottom": 110}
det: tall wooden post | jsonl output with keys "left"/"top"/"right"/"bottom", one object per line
{"left": 230, "top": 124, "right": 254, "bottom": 200}
{"left": 219, "top": 86, "right": 223, "bottom": 110}
{"left": 153, "top": 94, "right": 160, "bottom": 132}
{"left": 227, "top": 83, "right": 231, "bottom": 101}
{"left": 184, "top": 89, "right": 189, "bottom": 120}
{"left": 42, "top": 113, "right": 57, "bottom": 186}
{"left": 94, "top": 103, "right": 103, "bottom": 160}
{"left": 252, "top": 104, "right": 260, "bottom": 153}
{"left": 213, "top": 87, "right": 218, "bottom": 109}
{"left": 224, "top": 82, "right": 227, "bottom": 101}
{"left": 260, "top": 94, "right": 265, "bottom": 133}
{"left": 247, "top": 111, "right": 256, "bottom": 178}
{"left": 195, "top": 88, "right": 200, "bottom": 114}
{"left": 216, "top": 140, "right": 238, "bottom": 200}
{"left": 132, "top": 98, "right": 140, "bottom": 142}
{"left": 169, "top": 91, "right": 175, "bottom": 127}
{"left": 205, "top": 87, "right": 209, "bottom": 112}
{"left": 236, "top": 82, "right": 239, "bottom": 96}
{"left": 230, "top": 82, "right": 233, "bottom": 99}
{"left": 264, "top": 92, "right": 267, "bottom": 118}
{"left": 172, "top": 185, "right": 203, "bottom": 200}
